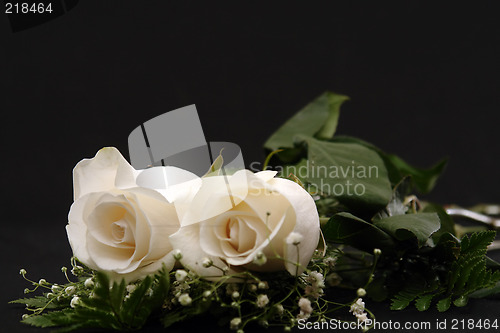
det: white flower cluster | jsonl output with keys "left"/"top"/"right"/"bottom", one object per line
{"left": 303, "top": 270, "right": 325, "bottom": 299}
{"left": 350, "top": 298, "right": 368, "bottom": 322}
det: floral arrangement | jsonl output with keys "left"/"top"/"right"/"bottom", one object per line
{"left": 11, "top": 92, "right": 500, "bottom": 332}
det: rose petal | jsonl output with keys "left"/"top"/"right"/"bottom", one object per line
{"left": 267, "top": 178, "right": 320, "bottom": 275}
{"left": 73, "top": 147, "right": 138, "bottom": 200}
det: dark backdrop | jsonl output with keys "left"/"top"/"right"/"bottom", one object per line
{"left": 2, "top": 2, "right": 500, "bottom": 332}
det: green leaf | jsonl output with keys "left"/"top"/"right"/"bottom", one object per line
{"left": 460, "top": 231, "right": 496, "bottom": 254}
{"left": 384, "top": 154, "right": 447, "bottom": 194}
{"left": 331, "top": 136, "right": 447, "bottom": 193}
{"left": 374, "top": 213, "right": 441, "bottom": 247}
{"left": 390, "top": 289, "right": 421, "bottom": 310}
{"left": 110, "top": 279, "right": 126, "bottom": 317}
{"left": 264, "top": 92, "right": 349, "bottom": 151}
{"left": 10, "top": 296, "right": 59, "bottom": 309}
{"left": 422, "top": 203, "right": 456, "bottom": 241}
{"left": 415, "top": 294, "right": 434, "bottom": 311}
{"left": 323, "top": 212, "right": 395, "bottom": 252}
{"left": 298, "top": 136, "right": 392, "bottom": 210}
{"left": 437, "top": 296, "right": 451, "bottom": 312}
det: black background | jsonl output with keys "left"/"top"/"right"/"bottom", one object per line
{"left": 2, "top": 1, "right": 500, "bottom": 332}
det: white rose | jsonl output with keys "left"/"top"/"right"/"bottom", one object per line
{"left": 66, "top": 147, "right": 198, "bottom": 282}
{"left": 169, "top": 170, "right": 320, "bottom": 276}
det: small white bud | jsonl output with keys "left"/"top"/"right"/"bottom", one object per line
{"left": 51, "top": 284, "right": 62, "bottom": 293}
{"left": 253, "top": 251, "right": 267, "bottom": 266}
{"left": 126, "top": 284, "right": 137, "bottom": 294}
{"left": 230, "top": 317, "right": 242, "bottom": 330}
{"left": 19, "top": 269, "right": 27, "bottom": 275}
{"left": 178, "top": 293, "right": 192, "bottom": 306}
{"left": 231, "top": 301, "right": 239, "bottom": 308}
{"left": 70, "top": 296, "right": 80, "bottom": 308}
{"left": 357, "top": 288, "right": 367, "bottom": 297}
{"left": 173, "top": 249, "right": 182, "bottom": 260}
{"left": 258, "top": 281, "right": 268, "bottom": 290}
{"left": 23, "top": 288, "right": 30, "bottom": 294}
{"left": 65, "top": 286, "right": 76, "bottom": 296}
{"left": 275, "top": 304, "right": 284, "bottom": 315}
{"left": 203, "top": 290, "right": 212, "bottom": 298}
{"left": 249, "top": 284, "right": 257, "bottom": 292}
{"left": 84, "top": 278, "right": 94, "bottom": 289}
{"left": 256, "top": 294, "right": 269, "bottom": 308}
{"left": 373, "top": 248, "right": 382, "bottom": 256}
{"left": 285, "top": 232, "right": 303, "bottom": 245}
{"left": 175, "top": 269, "right": 188, "bottom": 282}
{"left": 232, "top": 291, "right": 240, "bottom": 299}
{"left": 202, "top": 257, "right": 213, "bottom": 268}
{"left": 46, "top": 292, "right": 56, "bottom": 299}
{"left": 61, "top": 266, "right": 67, "bottom": 273}
{"left": 21, "top": 314, "right": 29, "bottom": 320}
{"left": 38, "top": 279, "right": 47, "bottom": 285}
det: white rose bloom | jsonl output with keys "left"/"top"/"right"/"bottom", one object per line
{"left": 169, "top": 169, "right": 320, "bottom": 276}
{"left": 66, "top": 147, "right": 199, "bottom": 282}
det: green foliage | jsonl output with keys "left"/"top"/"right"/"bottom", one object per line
{"left": 329, "top": 135, "right": 447, "bottom": 194}
{"left": 389, "top": 231, "right": 500, "bottom": 312}
{"left": 264, "top": 91, "right": 349, "bottom": 151}
{"left": 14, "top": 265, "right": 171, "bottom": 332}
{"left": 373, "top": 213, "right": 440, "bottom": 248}
{"left": 323, "top": 212, "right": 395, "bottom": 252}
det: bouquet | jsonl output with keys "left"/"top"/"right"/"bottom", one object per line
{"left": 11, "top": 92, "right": 500, "bottom": 332}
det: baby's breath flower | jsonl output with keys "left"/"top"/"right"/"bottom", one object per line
{"left": 275, "top": 304, "right": 284, "bottom": 316}
{"left": 38, "top": 279, "right": 47, "bottom": 285}
{"left": 373, "top": 248, "right": 382, "bottom": 256}
{"left": 356, "top": 312, "right": 368, "bottom": 322}
{"left": 357, "top": 288, "right": 367, "bottom": 297}
{"left": 249, "top": 284, "right": 257, "bottom": 292}
{"left": 203, "top": 290, "right": 212, "bottom": 298}
{"left": 178, "top": 293, "right": 192, "bottom": 306}
{"left": 84, "top": 278, "right": 94, "bottom": 289}
{"left": 51, "top": 284, "right": 61, "bottom": 293}
{"left": 298, "top": 297, "right": 313, "bottom": 314}
{"left": 230, "top": 317, "right": 242, "bottom": 330}
{"left": 46, "top": 292, "right": 56, "bottom": 299}
{"left": 350, "top": 298, "right": 365, "bottom": 316}
{"left": 232, "top": 291, "right": 240, "bottom": 299}
{"left": 202, "top": 257, "right": 213, "bottom": 268}
{"left": 65, "top": 286, "right": 76, "bottom": 296}
{"left": 256, "top": 294, "right": 269, "bottom": 308}
{"left": 71, "top": 265, "right": 84, "bottom": 276}
{"left": 126, "top": 284, "right": 137, "bottom": 294}
{"left": 21, "top": 314, "right": 29, "bottom": 320}
{"left": 23, "top": 288, "right": 30, "bottom": 294}
{"left": 173, "top": 249, "right": 182, "bottom": 260}
{"left": 61, "top": 266, "right": 67, "bottom": 273}
{"left": 19, "top": 269, "right": 27, "bottom": 275}
{"left": 231, "top": 301, "right": 240, "bottom": 309}
{"left": 323, "top": 256, "right": 337, "bottom": 268}
{"left": 253, "top": 251, "right": 267, "bottom": 266}
{"left": 284, "top": 326, "right": 291, "bottom": 332}
{"left": 70, "top": 296, "right": 80, "bottom": 308}
{"left": 258, "top": 281, "right": 268, "bottom": 290}
{"left": 259, "top": 319, "right": 269, "bottom": 328}
{"left": 306, "top": 271, "right": 325, "bottom": 288}
{"left": 286, "top": 232, "right": 303, "bottom": 245}
{"left": 175, "top": 269, "right": 188, "bottom": 282}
